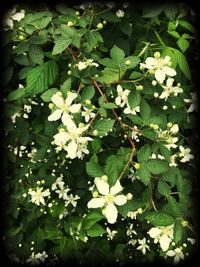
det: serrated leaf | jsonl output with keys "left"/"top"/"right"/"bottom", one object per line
{"left": 93, "top": 118, "right": 115, "bottom": 137}
{"left": 137, "top": 165, "right": 151, "bottom": 186}
{"left": 81, "top": 86, "right": 95, "bottom": 102}
{"left": 137, "top": 144, "right": 151, "bottom": 163}
{"left": 177, "top": 37, "right": 189, "bottom": 53}
{"left": 140, "top": 99, "right": 151, "bottom": 122}
{"left": 40, "top": 88, "right": 59, "bottom": 102}
{"left": 142, "top": 128, "right": 157, "bottom": 141}
{"left": 86, "top": 157, "right": 104, "bottom": 178}
{"left": 146, "top": 211, "right": 175, "bottom": 226}
{"left": 29, "top": 44, "right": 44, "bottom": 64}
{"left": 101, "top": 102, "right": 117, "bottom": 109}
{"left": 83, "top": 211, "right": 104, "bottom": 230}
{"left": 142, "top": 5, "right": 163, "bottom": 18}
{"left": 174, "top": 49, "right": 191, "bottom": 79}
{"left": 86, "top": 224, "right": 105, "bottom": 237}
{"left": 159, "top": 143, "right": 171, "bottom": 161}
{"left": 118, "top": 200, "right": 145, "bottom": 218}
{"left": 119, "top": 21, "right": 132, "bottom": 36}
{"left": 128, "top": 90, "right": 141, "bottom": 109}
{"left": 129, "top": 71, "right": 143, "bottom": 79}
{"left": 52, "top": 37, "right": 72, "bottom": 55}
{"left": 60, "top": 78, "right": 71, "bottom": 95}
{"left": 97, "top": 67, "right": 126, "bottom": 84}
{"left": 174, "top": 221, "right": 184, "bottom": 243}
{"left": 26, "top": 60, "right": 58, "bottom": 95}
{"left": 166, "top": 196, "right": 182, "bottom": 217}
{"left": 157, "top": 180, "right": 170, "bottom": 196}
{"left": 7, "top": 87, "right": 25, "bottom": 101}
{"left": 147, "top": 159, "right": 168, "bottom": 175}
{"left": 110, "top": 45, "right": 125, "bottom": 64}
{"left": 105, "top": 155, "right": 124, "bottom": 185}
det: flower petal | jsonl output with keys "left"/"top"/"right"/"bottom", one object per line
{"left": 105, "top": 203, "right": 118, "bottom": 224}
{"left": 148, "top": 227, "right": 162, "bottom": 238}
{"left": 87, "top": 197, "right": 105, "bottom": 208}
{"left": 51, "top": 94, "right": 64, "bottom": 107}
{"left": 162, "top": 66, "right": 176, "bottom": 77}
{"left": 61, "top": 112, "right": 73, "bottom": 126}
{"left": 114, "top": 195, "right": 127, "bottom": 206}
{"left": 166, "top": 250, "right": 175, "bottom": 257}
{"left": 155, "top": 69, "right": 166, "bottom": 84}
{"left": 69, "top": 103, "right": 81, "bottom": 113}
{"left": 65, "top": 93, "right": 77, "bottom": 106}
{"left": 48, "top": 109, "right": 62, "bottom": 121}
{"left": 66, "top": 141, "right": 78, "bottom": 159}
{"left": 117, "top": 85, "right": 123, "bottom": 94}
{"left": 95, "top": 179, "right": 109, "bottom": 196}
{"left": 11, "top": 12, "right": 25, "bottom": 21}
{"left": 159, "top": 235, "right": 172, "bottom": 251}
{"left": 145, "top": 57, "right": 156, "bottom": 69}
{"left": 110, "top": 180, "right": 123, "bottom": 195}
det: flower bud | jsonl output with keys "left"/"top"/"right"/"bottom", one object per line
{"left": 149, "top": 69, "right": 155, "bottom": 74}
{"left": 134, "top": 163, "right": 140, "bottom": 169}
{"left": 92, "top": 191, "right": 99, "bottom": 198}
{"left": 136, "top": 85, "right": 143, "bottom": 91}
{"left": 75, "top": 11, "right": 80, "bottom": 16}
{"left": 67, "top": 21, "right": 74, "bottom": 27}
{"left": 101, "top": 175, "right": 108, "bottom": 181}
{"left": 126, "top": 193, "right": 133, "bottom": 200}
{"left": 48, "top": 103, "right": 54, "bottom": 109}
{"left": 167, "top": 122, "right": 173, "bottom": 128}
{"left": 85, "top": 99, "right": 91, "bottom": 105}
{"left": 18, "top": 35, "right": 24, "bottom": 40}
{"left": 152, "top": 80, "right": 157, "bottom": 86}
{"left": 154, "top": 52, "right": 161, "bottom": 59}
{"left": 79, "top": 123, "right": 85, "bottom": 128}
{"left": 125, "top": 60, "right": 131, "bottom": 65}
{"left": 152, "top": 124, "right": 159, "bottom": 130}
{"left": 103, "top": 20, "right": 107, "bottom": 25}
{"left": 97, "top": 23, "right": 103, "bottom": 29}
{"left": 67, "top": 70, "right": 72, "bottom": 75}
{"left": 154, "top": 92, "right": 159, "bottom": 98}
{"left": 92, "top": 129, "right": 98, "bottom": 136}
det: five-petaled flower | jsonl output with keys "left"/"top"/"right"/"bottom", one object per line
{"left": 87, "top": 177, "right": 129, "bottom": 224}
{"left": 179, "top": 146, "right": 194, "bottom": 162}
{"left": 28, "top": 187, "right": 50, "bottom": 206}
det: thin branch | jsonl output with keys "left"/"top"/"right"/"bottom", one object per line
{"left": 77, "top": 81, "right": 83, "bottom": 94}
{"left": 149, "top": 182, "right": 157, "bottom": 211}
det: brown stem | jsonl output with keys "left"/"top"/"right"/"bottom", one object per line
{"left": 77, "top": 81, "right": 83, "bottom": 94}
{"left": 149, "top": 182, "right": 157, "bottom": 211}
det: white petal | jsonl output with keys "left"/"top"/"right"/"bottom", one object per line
{"left": 65, "top": 118, "right": 77, "bottom": 131}
{"left": 66, "top": 141, "right": 78, "bottom": 159}
{"left": 166, "top": 250, "right": 175, "bottom": 257}
{"left": 166, "top": 77, "right": 174, "bottom": 87}
{"left": 48, "top": 109, "right": 62, "bottom": 121}
{"left": 148, "top": 227, "right": 162, "bottom": 238}
{"left": 115, "top": 96, "right": 121, "bottom": 106}
{"left": 117, "top": 85, "right": 123, "bottom": 93}
{"left": 51, "top": 94, "right": 64, "bottom": 107}
{"left": 11, "top": 12, "right": 25, "bottom": 21}
{"left": 65, "top": 93, "right": 77, "bottom": 106}
{"left": 114, "top": 195, "right": 127, "bottom": 206}
{"left": 95, "top": 179, "right": 109, "bottom": 196}
{"left": 145, "top": 57, "right": 156, "bottom": 69}
{"left": 110, "top": 180, "right": 123, "bottom": 195}
{"left": 159, "top": 91, "right": 169, "bottom": 100}
{"left": 61, "top": 112, "right": 73, "bottom": 126}
{"left": 87, "top": 197, "right": 105, "bottom": 208}
{"left": 69, "top": 103, "right": 81, "bottom": 113}
{"left": 155, "top": 69, "right": 166, "bottom": 84}
{"left": 53, "top": 132, "right": 69, "bottom": 145}
{"left": 159, "top": 235, "right": 172, "bottom": 251}
{"left": 4, "top": 18, "right": 13, "bottom": 28}
{"left": 162, "top": 66, "right": 176, "bottom": 77}
{"left": 105, "top": 203, "right": 118, "bottom": 224}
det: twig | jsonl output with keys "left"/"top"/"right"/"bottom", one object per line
{"left": 77, "top": 81, "right": 83, "bottom": 94}
{"left": 149, "top": 182, "right": 157, "bottom": 211}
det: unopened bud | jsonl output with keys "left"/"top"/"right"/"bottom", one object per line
{"left": 85, "top": 99, "right": 91, "bottom": 105}
{"left": 92, "top": 129, "right": 98, "bottom": 136}
{"left": 134, "top": 163, "right": 140, "bottom": 169}
{"left": 154, "top": 52, "right": 161, "bottom": 59}
{"left": 101, "top": 175, "right": 108, "bottom": 182}
{"left": 97, "top": 23, "right": 103, "bottom": 30}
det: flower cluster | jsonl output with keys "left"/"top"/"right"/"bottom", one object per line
{"left": 75, "top": 58, "right": 99, "bottom": 71}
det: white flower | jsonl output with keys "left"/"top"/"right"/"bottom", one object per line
{"left": 115, "top": 85, "right": 130, "bottom": 107}
{"left": 165, "top": 137, "right": 178, "bottom": 150}
{"left": 76, "top": 61, "right": 87, "bottom": 71}
{"left": 26, "top": 251, "right": 48, "bottom": 265}
{"left": 148, "top": 224, "right": 174, "bottom": 251}
{"left": 76, "top": 59, "right": 99, "bottom": 71}
{"left": 28, "top": 188, "right": 50, "bottom": 206}
{"left": 82, "top": 107, "right": 96, "bottom": 122}
{"left": 140, "top": 54, "right": 176, "bottom": 83}
{"left": 76, "top": 142, "right": 90, "bottom": 159}
{"left": 169, "top": 154, "right": 178, "bottom": 167}
{"left": 124, "top": 104, "right": 140, "bottom": 115}
{"left": 3, "top": 7, "right": 25, "bottom": 29}
{"left": 166, "top": 247, "right": 184, "bottom": 264}
{"left": 187, "top": 237, "right": 195, "bottom": 245}
{"left": 106, "top": 227, "right": 118, "bottom": 240}
{"left": 128, "top": 168, "right": 139, "bottom": 182}
{"left": 169, "top": 124, "right": 179, "bottom": 134}
{"left": 179, "top": 146, "right": 194, "bottom": 162}
{"left": 184, "top": 92, "right": 198, "bottom": 113}
{"left": 11, "top": 112, "right": 21, "bottom": 123}
{"left": 116, "top": 10, "right": 125, "bottom": 18}
{"left": 126, "top": 223, "right": 137, "bottom": 236}
{"left": 87, "top": 178, "right": 128, "bottom": 224}
{"left": 64, "top": 194, "right": 80, "bottom": 207}
{"left": 55, "top": 187, "right": 70, "bottom": 200}
{"left": 137, "top": 238, "right": 150, "bottom": 254}
{"left": 53, "top": 131, "right": 69, "bottom": 152}
{"left": 159, "top": 78, "right": 183, "bottom": 100}
{"left": 127, "top": 208, "right": 143, "bottom": 220}
{"left": 52, "top": 177, "right": 65, "bottom": 191}
{"left": 48, "top": 92, "right": 81, "bottom": 125}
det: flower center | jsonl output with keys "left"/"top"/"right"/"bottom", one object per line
{"left": 105, "top": 194, "right": 114, "bottom": 203}
{"left": 61, "top": 103, "right": 69, "bottom": 112}
{"left": 69, "top": 132, "right": 79, "bottom": 141}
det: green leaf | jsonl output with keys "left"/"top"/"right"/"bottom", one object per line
{"left": 29, "top": 44, "right": 44, "bottom": 64}
{"left": 98, "top": 107, "right": 107, "bottom": 117}
{"left": 124, "top": 56, "right": 141, "bottom": 69}
{"left": 128, "top": 90, "right": 141, "bottom": 109}
{"left": 174, "top": 49, "right": 191, "bottom": 79}
{"left": 137, "top": 144, "right": 151, "bottom": 163}
{"left": 101, "top": 102, "right": 118, "bottom": 109}
{"left": 159, "top": 143, "right": 171, "bottom": 161}
{"left": 137, "top": 164, "right": 151, "bottom": 186}
{"left": 146, "top": 211, "right": 175, "bottom": 226}
{"left": 83, "top": 211, "right": 104, "bottom": 230}
{"left": 177, "top": 37, "right": 189, "bottom": 53}
{"left": 60, "top": 78, "right": 71, "bottom": 95}
{"left": 140, "top": 99, "right": 151, "bottom": 122}
{"left": 178, "top": 20, "right": 196, "bottom": 33}
{"left": 105, "top": 155, "right": 124, "bottom": 185}
{"left": 97, "top": 67, "right": 126, "bottom": 84}
{"left": 143, "top": 5, "right": 163, "bottom": 17}
{"left": 166, "top": 196, "right": 182, "bottom": 217}
{"left": 52, "top": 37, "right": 72, "bottom": 55}
{"left": 90, "top": 138, "right": 102, "bottom": 154}
{"left": 40, "top": 88, "right": 59, "bottom": 102}
{"left": 129, "top": 71, "right": 143, "bottom": 79}
{"left": 81, "top": 86, "right": 95, "bottom": 102}
{"left": 27, "top": 60, "right": 58, "bottom": 95}
{"left": 86, "top": 224, "right": 106, "bottom": 237}
{"left": 118, "top": 199, "right": 145, "bottom": 217}
{"left": 110, "top": 45, "right": 125, "bottom": 64}
{"left": 147, "top": 159, "right": 168, "bottom": 175}
{"left": 164, "top": 5, "right": 178, "bottom": 20}
{"left": 174, "top": 221, "right": 184, "bottom": 243}
{"left": 142, "top": 128, "right": 157, "bottom": 141}
{"left": 157, "top": 180, "right": 170, "bottom": 196}
{"left": 7, "top": 87, "right": 25, "bottom": 101}
{"left": 93, "top": 118, "right": 115, "bottom": 137}
{"left": 86, "top": 156, "right": 104, "bottom": 178}
{"left": 119, "top": 21, "right": 132, "bottom": 36}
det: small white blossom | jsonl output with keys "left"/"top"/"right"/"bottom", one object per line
{"left": 184, "top": 92, "right": 198, "bottom": 113}
{"left": 116, "top": 10, "right": 125, "bottom": 18}
{"left": 87, "top": 178, "right": 129, "bottom": 224}
{"left": 106, "top": 227, "right": 118, "bottom": 240}
{"left": 48, "top": 92, "right": 81, "bottom": 125}
{"left": 64, "top": 194, "right": 80, "bottom": 207}
{"left": 26, "top": 251, "right": 48, "bottom": 265}
{"left": 137, "top": 238, "right": 150, "bottom": 254}
{"left": 124, "top": 104, "right": 140, "bottom": 115}
{"left": 82, "top": 107, "right": 96, "bottom": 122}
{"left": 179, "top": 146, "right": 194, "bottom": 162}
{"left": 3, "top": 7, "right": 25, "bottom": 29}
{"left": 166, "top": 247, "right": 184, "bottom": 264}
{"left": 115, "top": 85, "right": 130, "bottom": 107}
{"left": 28, "top": 188, "right": 50, "bottom": 206}
{"left": 52, "top": 177, "right": 65, "bottom": 190}
{"left": 159, "top": 78, "right": 183, "bottom": 100}
{"left": 140, "top": 54, "right": 176, "bottom": 84}
{"left": 126, "top": 223, "right": 137, "bottom": 236}
{"left": 76, "top": 59, "right": 99, "bottom": 71}
{"left": 55, "top": 187, "right": 70, "bottom": 200}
